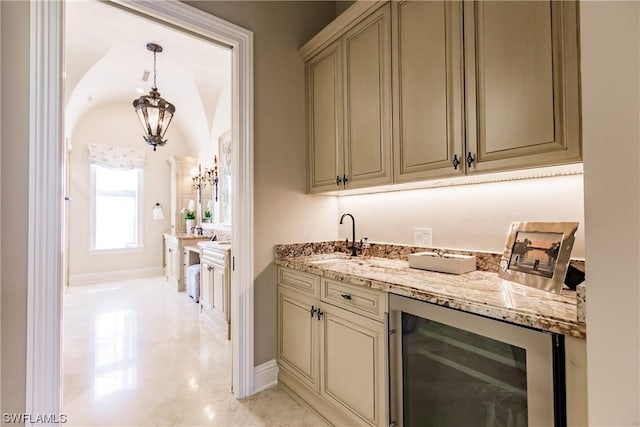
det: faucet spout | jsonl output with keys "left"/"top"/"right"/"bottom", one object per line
{"left": 339, "top": 213, "right": 358, "bottom": 257}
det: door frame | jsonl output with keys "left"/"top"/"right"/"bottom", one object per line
{"left": 26, "top": 0, "right": 255, "bottom": 416}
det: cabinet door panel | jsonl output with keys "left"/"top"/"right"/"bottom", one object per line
{"left": 320, "top": 305, "right": 385, "bottom": 426}
{"left": 307, "top": 42, "right": 343, "bottom": 192}
{"left": 343, "top": 4, "right": 392, "bottom": 188}
{"left": 212, "top": 268, "right": 225, "bottom": 314}
{"left": 277, "top": 289, "right": 319, "bottom": 392}
{"left": 200, "top": 264, "right": 212, "bottom": 310}
{"left": 393, "top": 0, "right": 464, "bottom": 181}
{"left": 465, "top": 0, "right": 581, "bottom": 172}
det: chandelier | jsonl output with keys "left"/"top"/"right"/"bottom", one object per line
{"left": 133, "top": 43, "right": 176, "bottom": 151}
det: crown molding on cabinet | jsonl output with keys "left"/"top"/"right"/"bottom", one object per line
{"left": 299, "top": 0, "right": 387, "bottom": 60}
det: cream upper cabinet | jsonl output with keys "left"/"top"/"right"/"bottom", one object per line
{"left": 307, "top": 41, "right": 344, "bottom": 192}
{"left": 304, "top": 2, "right": 392, "bottom": 192}
{"left": 320, "top": 303, "right": 386, "bottom": 427}
{"left": 392, "top": 0, "right": 465, "bottom": 182}
{"left": 464, "top": 0, "right": 581, "bottom": 173}
{"left": 303, "top": 0, "right": 581, "bottom": 191}
{"left": 343, "top": 4, "right": 392, "bottom": 189}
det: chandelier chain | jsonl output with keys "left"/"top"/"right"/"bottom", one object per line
{"left": 153, "top": 50, "right": 158, "bottom": 89}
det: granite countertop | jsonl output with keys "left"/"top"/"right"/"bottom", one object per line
{"left": 275, "top": 252, "right": 586, "bottom": 339}
{"left": 164, "top": 233, "right": 214, "bottom": 240}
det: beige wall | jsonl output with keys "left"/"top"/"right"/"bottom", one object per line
{"left": 1, "top": 0, "right": 29, "bottom": 416}
{"left": 581, "top": 2, "right": 640, "bottom": 425}
{"left": 183, "top": 1, "right": 338, "bottom": 365}
{"left": 68, "top": 102, "right": 194, "bottom": 281}
{"left": 338, "top": 174, "right": 585, "bottom": 257}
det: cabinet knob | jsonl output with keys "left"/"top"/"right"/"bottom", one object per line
{"left": 452, "top": 154, "right": 460, "bottom": 170}
{"left": 342, "top": 174, "right": 348, "bottom": 185}
{"left": 341, "top": 293, "right": 352, "bottom": 300}
{"left": 336, "top": 175, "right": 342, "bottom": 186}
{"left": 316, "top": 309, "right": 324, "bottom": 320}
{"left": 206, "top": 264, "right": 213, "bottom": 271}
{"left": 466, "top": 152, "right": 475, "bottom": 168}
{"left": 310, "top": 306, "right": 317, "bottom": 317}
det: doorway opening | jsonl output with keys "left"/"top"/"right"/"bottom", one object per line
{"left": 27, "top": 0, "right": 254, "bottom": 417}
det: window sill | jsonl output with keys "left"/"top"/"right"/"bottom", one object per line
{"left": 90, "top": 247, "right": 144, "bottom": 255}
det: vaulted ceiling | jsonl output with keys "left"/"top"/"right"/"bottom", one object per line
{"left": 65, "top": 0, "right": 231, "bottom": 152}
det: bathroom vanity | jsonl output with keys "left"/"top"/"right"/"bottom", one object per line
{"left": 162, "top": 233, "right": 211, "bottom": 291}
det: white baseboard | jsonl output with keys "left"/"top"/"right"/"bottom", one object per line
{"left": 68, "top": 267, "right": 163, "bottom": 286}
{"left": 253, "top": 359, "right": 278, "bottom": 394}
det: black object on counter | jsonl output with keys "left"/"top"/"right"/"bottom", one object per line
{"left": 564, "top": 265, "right": 585, "bottom": 290}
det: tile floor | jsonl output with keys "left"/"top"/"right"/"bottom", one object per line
{"left": 63, "top": 277, "right": 325, "bottom": 426}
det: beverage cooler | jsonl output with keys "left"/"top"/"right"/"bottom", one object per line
{"left": 388, "top": 294, "right": 566, "bottom": 427}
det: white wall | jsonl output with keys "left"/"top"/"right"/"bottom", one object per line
{"left": 338, "top": 174, "right": 585, "bottom": 257}
{"left": 581, "top": 2, "right": 640, "bottom": 425}
{"left": 68, "top": 102, "right": 194, "bottom": 281}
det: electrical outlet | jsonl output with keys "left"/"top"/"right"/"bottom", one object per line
{"left": 413, "top": 227, "right": 432, "bottom": 247}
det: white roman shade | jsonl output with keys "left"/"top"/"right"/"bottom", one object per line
{"left": 88, "top": 143, "right": 146, "bottom": 169}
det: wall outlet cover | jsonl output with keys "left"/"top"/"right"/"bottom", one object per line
{"left": 413, "top": 227, "right": 432, "bottom": 247}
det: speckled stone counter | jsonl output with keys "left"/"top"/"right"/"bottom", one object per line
{"left": 274, "top": 249, "right": 586, "bottom": 339}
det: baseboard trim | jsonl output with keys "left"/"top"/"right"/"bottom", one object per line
{"left": 253, "top": 359, "right": 278, "bottom": 394}
{"left": 68, "top": 267, "right": 163, "bottom": 286}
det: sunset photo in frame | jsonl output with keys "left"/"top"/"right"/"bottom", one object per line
{"left": 498, "top": 222, "right": 579, "bottom": 294}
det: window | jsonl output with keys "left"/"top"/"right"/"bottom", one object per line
{"left": 91, "top": 165, "right": 143, "bottom": 251}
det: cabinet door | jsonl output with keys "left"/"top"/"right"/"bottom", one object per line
{"left": 343, "top": 3, "right": 392, "bottom": 189}
{"left": 392, "top": 0, "right": 465, "bottom": 182}
{"left": 307, "top": 41, "right": 344, "bottom": 193}
{"left": 277, "top": 288, "right": 320, "bottom": 393}
{"left": 320, "top": 304, "right": 386, "bottom": 426}
{"left": 464, "top": 0, "right": 581, "bottom": 173}
{"left": 200, "top": 263, "right": 213, "bottom": 310}
{"left": 212, "top": 266, "right": 226, "bottom": 317}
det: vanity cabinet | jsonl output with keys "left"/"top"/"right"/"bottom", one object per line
{"left": 304, "top": 2, "right": 392, "bottom": 192}
{"left": 163, "top": 234, "right": 209, "bottom": 292}
{"left": 200, "top": 245, "right": 231, "bottom": 339}
{"left": 163, "top": 234, "right": 180, "bottom": 288}
{"left": 303, "top": 0, "right": 580, "bottom": 191}
{"left": 168, "top": 155, "right": 198, "bottom": 234}
{"left": 277, "top": 267, "right": 387, "bottom": 426}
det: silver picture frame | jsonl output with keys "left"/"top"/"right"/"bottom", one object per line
{"left": 498, "top": 221, "right": 579, "bottom": 294}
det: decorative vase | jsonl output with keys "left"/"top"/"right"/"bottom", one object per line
{"left": 185, "top": 219, "right": 195, "bottom": 235}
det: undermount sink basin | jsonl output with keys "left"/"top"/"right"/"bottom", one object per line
{"left": 408, "top": 252, "right": 476, "bottom": 275}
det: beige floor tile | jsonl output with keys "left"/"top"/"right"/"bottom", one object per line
{"left": 63, "top": 277, "right": 325, "bottom": 427}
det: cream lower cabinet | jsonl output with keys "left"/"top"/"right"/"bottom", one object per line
{"left": 200, "top": 247, "right": 231, "bottom": 339}
{"left": 163, "top": 235, "right": 179, "bottom": 288}
{"left": 277, "top": 267, "right": 387, "bottom": 426}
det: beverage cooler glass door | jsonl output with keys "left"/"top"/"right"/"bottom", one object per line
{"left": 388, "top": 294, "right": 559, "bottom": 427}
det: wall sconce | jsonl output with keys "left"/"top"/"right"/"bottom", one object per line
{"left": 153, "top": 203, "right": 165, "bottom": 220}
{"left": 205, "top": 156, "right": 219, "bottom": 202}
{"left": 191, "top": 165, "right": 207, "bottom": 203}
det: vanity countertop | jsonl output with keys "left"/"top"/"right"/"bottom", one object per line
{"left": 275, "top": 252, "right": 586, "bottom": 339}
{"left": 164, "top": 232, "right": 214, "bottom": 240}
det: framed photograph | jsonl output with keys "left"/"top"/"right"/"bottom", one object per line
{"left": 498, "top": 222, "right": 579, "bottom": 293}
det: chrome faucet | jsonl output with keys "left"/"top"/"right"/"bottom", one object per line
{"left": 340, "top": 213, "right": 358, "bottom": 257}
